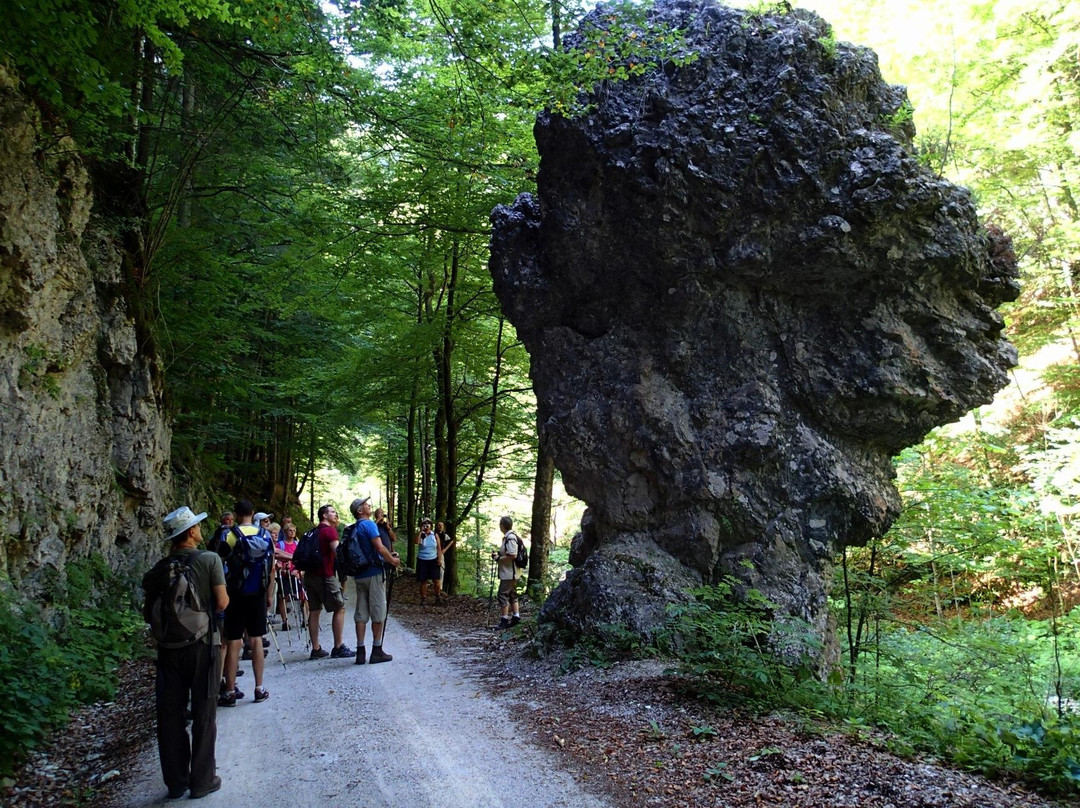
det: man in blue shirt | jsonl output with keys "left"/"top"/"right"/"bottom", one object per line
{"left": 348, "top": 497, "right": 401, "bottom": 664}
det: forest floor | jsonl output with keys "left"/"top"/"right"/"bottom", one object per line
{"left": 3, "top": 572, "right": 1072, "bottom": 808}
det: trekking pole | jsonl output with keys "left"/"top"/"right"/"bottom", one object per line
{"left": 486, "top": 554, "right": 497, "bottom": 628}
{"left": 382, "top": 565, "right": 397, "bottom": 642}
{"left": 266, "top": 621, "right": 287, "bottom": 671}
{"left": 290, "top": 575, "right": 304, "bottom": 646}
{"left": 275, "top": 568, "right": 291, "bottom": 647}
{"left": 297, "top": 584, "right": 311, "bottom": 652}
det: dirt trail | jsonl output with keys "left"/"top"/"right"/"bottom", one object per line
{"left": 113, "top": 613, "right": 609, "bottom": 808}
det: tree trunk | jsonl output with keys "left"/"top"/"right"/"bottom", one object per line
{"left": 528, "top": 421, "right": 555, "bottom": 598}
{"left": 406, "top": 386, "right": 418, "bottom": 568}
{"left": 440, "top": 240, "right": 461, "bottom": 594}
{"left": 420, "top": 405, "right": 432, "bottom": 520}
{"left": 453, "top": 315, "right": 507, "bottom": 531}
{"left": 178, "top": 80, "right": 195, "bottom": 228}
{"left": 308, "top": 428, "right": 316, "bottom": 523}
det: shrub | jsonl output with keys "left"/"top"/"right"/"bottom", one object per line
{"left": 659, "top": 579, "right": 824, "bottom": 706}
{"left": 849, "top": 614, "right": 1080, "bottom": 795}
{"left": 0, "top": 556, "right": 145, "bottom": 777}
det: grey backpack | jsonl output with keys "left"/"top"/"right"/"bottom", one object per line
{"left": 142, "top": 553, "right": 211, "bottom": 648}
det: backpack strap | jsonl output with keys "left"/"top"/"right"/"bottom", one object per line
{"left": 189, "top": 550, "right": 220, "bottom": 642}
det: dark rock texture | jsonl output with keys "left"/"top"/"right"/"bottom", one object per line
{"left": 489, "top": 0, "right": 1018, "bottom": 654}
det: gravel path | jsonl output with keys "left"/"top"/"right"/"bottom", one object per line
{"left": 7, "top": 580, "right": 1067, "bottom": 808}
{"left": 112, "top": 613, "right": 609, "bottom": 808}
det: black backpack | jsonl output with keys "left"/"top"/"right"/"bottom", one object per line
{"left": 142, "top": 553, "right": 211, "bottom": 648}
{"left": 292, "top": 526, "right": 322, "bottom": 572}
{"left": 507, "top": 531, "right": 528, "bottom": 570}
{"left": 336, "top": 522, "right": 375, "bottom": 576}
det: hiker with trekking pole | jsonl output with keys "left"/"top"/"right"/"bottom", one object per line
{"left": 493, "top": 516, "right": 523, "bottom": 630}
{"left": 346, "top": 497, "right": 401, "bottom": 664}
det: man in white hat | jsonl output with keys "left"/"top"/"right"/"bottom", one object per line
{"left": 144, "top": 505, "right": 228, "bottom": 799}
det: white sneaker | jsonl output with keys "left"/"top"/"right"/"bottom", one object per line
{"left": 267, "top": 615, "right": 282, "bottom": 625}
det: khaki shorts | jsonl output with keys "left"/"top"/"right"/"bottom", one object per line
{"left": 303, "top": 573, "right": 345, "bottom": 613}
{"left": 497, "top": 577, "right": 519, "bottom": 609}
{"left": 353, "top": 574, "right": 387, "bottom": 624}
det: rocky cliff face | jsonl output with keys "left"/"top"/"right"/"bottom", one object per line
{"left": 490, "top": 0, "right": 1018, "bottom": 656}
{"left": 0, "top": 68, "right": 173, "bottom": 596}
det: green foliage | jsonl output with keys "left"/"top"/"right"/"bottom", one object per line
{"left": 703, "top": 762, "right": 734, "bottom": 782}
{"left": 816, "top": 32, "right": 838, "bottom": 61}
{"left": 18, "top": 344, "right": 68, "bottom": 401}
{"left": 828, "top": 416, "right": 1080, "bottom": 795}
{"left": 540, "top": 1, "right": 699, "bottom": 117}
{"left": 661, "top": 580, "right": 823, "bottom": 706}
{"left": 0, "top": 0, "right": 236, "bottom": 152}
{"left": 0, "top": 557, "right": 146, "bottom": 777}
{"left": 875, "top": 431, "right": 1063, "bottom": 615}
{"left": 837, "top": 615, "right": 1080, "bottom": 795}
{"left": 528, "top": 544, "right": 571, "bottom": 603}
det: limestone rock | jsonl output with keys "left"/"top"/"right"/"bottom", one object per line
{"left": 490, "top": 0, "right": 1018, "bottom": 653}
{"left": 0, "top": 67, "right": 173, "bottom": 595}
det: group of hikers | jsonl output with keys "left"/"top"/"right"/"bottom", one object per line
{"left": 141, "top": 496, "right": 526, "bottom": 799}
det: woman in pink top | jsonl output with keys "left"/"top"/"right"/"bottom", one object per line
{"left": 274, "top": 523, "right": 305, "bottom": 630}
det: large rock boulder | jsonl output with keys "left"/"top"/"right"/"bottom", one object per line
{"left": 489, "top": 0, "right": 1018, "bottom": 657}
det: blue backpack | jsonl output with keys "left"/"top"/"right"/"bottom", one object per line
{"left": 226, "top": 525, "right": 272, "bottom": 594}
{"left": 336, "top": 522, "right": 376, "bottom": 576}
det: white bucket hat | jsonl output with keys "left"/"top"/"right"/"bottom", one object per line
{"left": 164, "top": 506, "right": 208, "bottom": 540}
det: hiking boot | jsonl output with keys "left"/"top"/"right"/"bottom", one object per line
{"left": 240, "top": 648, "right": 252, "bottom": 661}
{"left": 281, "top": 621, "right": 290, "bottom": 631}
{"left": 217, "top": 691, "right": 236, "bottom": 708}
{"left": 167, "top": 786, "right": 187, "bottom": 799}
{"left": 309, "top": 647, "right": 329, "bottom": 660}
{"left": 262, "top": 637, "right": 269, "bottom": 648}
{"left": 369, "top": 646, "right": 393, "bottom": 664}
{"left": 189, "top": 776, "right": 222, "bottom": 799}
{"left": 497, "top": 617, "right": 511, "bottom": 629}
{"left": 355, "top": 647, "right": 366, "bottom": 665}
{"left": 253, "top": 687, "right": 269, "bottom": 703}
{"left": 330, "top": 644, "right": 353, "bottom": 659}
{"left": 510, "top": 615, "right": 521, "bottom": 626}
